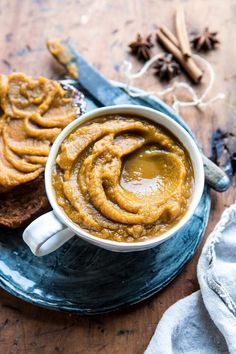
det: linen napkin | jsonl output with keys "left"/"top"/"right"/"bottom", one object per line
{"left": 145, "top": 203, "right": 236, "bottom": 354}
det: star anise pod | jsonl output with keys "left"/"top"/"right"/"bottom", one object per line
{"left": 153, "top": 54, "right": 180, "bottom": 81}
{"left": 129, "top": 33, "right": 154, "bottom": 61}
{"left": 191, "top": 27, "right": 219, "bottom": 51}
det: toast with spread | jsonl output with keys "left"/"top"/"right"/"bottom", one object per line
{"left": 0, "top": 73, "right": 85, "bottom": 228}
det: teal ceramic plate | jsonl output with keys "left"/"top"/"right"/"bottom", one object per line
{"left": 0, "top": 83, "right": 211, "bottom": 314}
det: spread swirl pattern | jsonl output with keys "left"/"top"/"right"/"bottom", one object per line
{"left": 53, "top": 117, "right": 194, "bottom": 242}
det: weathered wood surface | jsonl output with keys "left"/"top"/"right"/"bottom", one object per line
{"left": 0, "top": 0, "right": 235, "bottom": 353}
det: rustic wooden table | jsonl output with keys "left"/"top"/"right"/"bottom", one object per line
{"left": 0, "top": 0, "right": 235, "bottom": 353}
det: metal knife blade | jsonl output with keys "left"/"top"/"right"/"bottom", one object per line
{"left": 49, "top": 39, "right": 147, "bottom": 107}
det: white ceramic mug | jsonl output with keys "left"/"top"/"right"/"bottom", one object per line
{"left": 23, "top": 105, "right": 205, "bottom": 256}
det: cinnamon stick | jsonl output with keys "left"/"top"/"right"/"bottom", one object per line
{"left": 160, "top": 26, "right": 180, "bottom": 49}
{"left": 156, "top": 29, "right": 202, "bottom": 83}
{"left": 175, "top": 5, "right": 192, "bottom": 58}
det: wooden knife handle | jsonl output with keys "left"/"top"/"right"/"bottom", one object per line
{"left": 202, "top": 154, "right": 230, "bottom": 192}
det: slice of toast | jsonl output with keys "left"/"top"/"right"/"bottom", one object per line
{"left": 0, "top": 174, "right": 51, "bottom": 228}
{"left": 0, "top": 75, "right": 86, "bottom": 229}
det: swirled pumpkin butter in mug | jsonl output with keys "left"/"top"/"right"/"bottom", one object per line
{"left": 53, "top": 116, "right": 194, "bottom": 242}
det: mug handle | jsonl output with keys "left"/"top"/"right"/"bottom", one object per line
{"left": 23, "top": 211, "right": 75, "bottom": 256}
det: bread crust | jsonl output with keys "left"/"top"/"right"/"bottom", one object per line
{"left": 0, "top": 174, "right": 51, "bottom": 228}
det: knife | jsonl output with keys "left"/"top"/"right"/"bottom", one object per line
{"left": 47, "top": 39, "right": 230, "bottom": 192}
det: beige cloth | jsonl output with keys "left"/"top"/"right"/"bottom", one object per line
{"left": 145, "top": 204, "right": 236, "bottom": 354}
